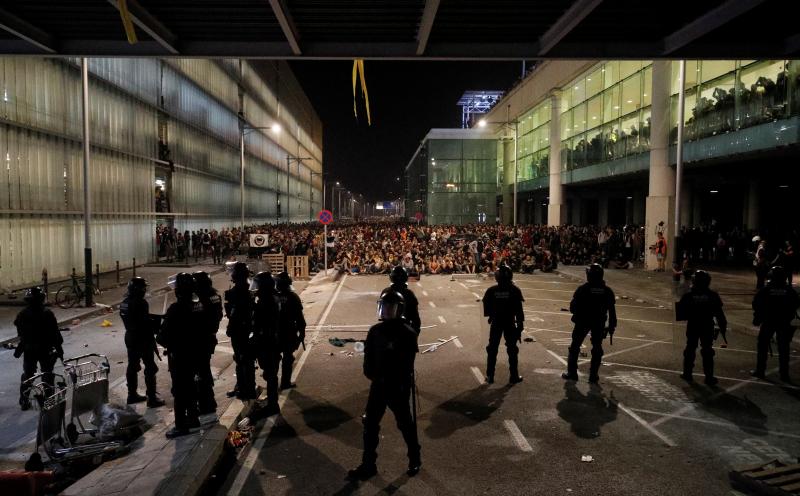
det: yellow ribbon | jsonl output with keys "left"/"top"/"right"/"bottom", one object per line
{"left": 352, "top": 59, "right": 372, "bottom": 125}
{"left": 118, "top": 0, "right": 138, "bottom": 44}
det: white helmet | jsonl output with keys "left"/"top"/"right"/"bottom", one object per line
{"left": 752, "top": 235, "right": 761, "bottom": 243}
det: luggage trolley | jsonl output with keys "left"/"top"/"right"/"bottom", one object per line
{"left": 21, "top": 371, "right": 69, "bottom": 460}
{"left": 62, "top": 353, "right": 109, "bottom": 444}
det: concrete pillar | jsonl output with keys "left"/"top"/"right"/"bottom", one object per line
{"left": 680, "top": 182, "right": 692, "bottom": 228}
{"left": 598, "top": 194, "right": 608, "bottom": 227}
{"left": 746, "top": 181, "right": 759, "bottom": 230}
{"left": 547, "top": 92, "right": 566, "bottom": 225}
{"left": 502, "top": 139, "right": 514, "bottom": 224}
{"left": 645, "top": 60, "right": 676, "bottom": 270}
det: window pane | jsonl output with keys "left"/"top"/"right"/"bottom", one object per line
{"left": 620, "top": 113, "right": 639, "bottom": 156}
{"left": 697, "top": 73, "right": 735, "bottom": 138}
{"left": 573, "top": 102, "right": 587, "bottom": 134}
{"left": 737, "top": 60, "right": 789, "bottom": 128}
{"left": 587, "top": 95, "right": 602, "bottom": 130}
{"left": 604, "top": 61, "right": 619, "bottom": 89}
{"left": 620, "top": 60, "right": 641, "bottom": 80}
{"left": 700, "top": 60, "right": 735, "bottom": 83}
{"left": 640, "top": 107, "right": 652, "bottom": 150}
{"left": 603, "top": 85, "right": 620, "bottom": 124}
{"left": 642, "top": 66, "right": 652, "bottom": 107}
{"left": 562, "top": 109, "right": 573, "bottom": 139}
{"left": 586, "top": 67, "right": 603, "bottom": 98}
{"left": 671, "top": 60, "right": 699, "bottom": 94}
{"left": 586, "top": 125, "right": 603, "bottom": 165}
{"left": 621, "top": 73, "right": 642, "bottom": 115}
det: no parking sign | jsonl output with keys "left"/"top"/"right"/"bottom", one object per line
{"left": 318, "top": 209, "right": 333, "bottom": 225}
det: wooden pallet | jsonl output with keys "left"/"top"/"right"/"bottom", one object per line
{"left": 261, "top": 253, "right": 285, "bottom": 273}
{"left": 730, "top": 460, "right": 800, "bottom": 495}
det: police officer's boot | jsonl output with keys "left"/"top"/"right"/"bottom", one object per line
{"left": 508, "top": 353, "right": 523, "bottom": 385}
{"left": 126, "top": 373, "right": 147, "bottom": 404}
{"left": 562, "top": 346, "right": 580, "bottom": 381}
{"left": 485, "top": 353, "right": 496, "bottom": 384}
{"left": 701, "top": 349, "right": 717, "bottom": 386}
{"left": 145, "top": 374, "right": 165, "bottom": 408}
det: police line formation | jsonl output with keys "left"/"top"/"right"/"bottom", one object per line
{"left": 12, "top": 262, "right": 798, "bottom": 480}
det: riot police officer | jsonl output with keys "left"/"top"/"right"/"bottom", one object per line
{"left": 193, "top": 271, "right": 223, "bottom": 414}
{"left": 250, "top": 271, "right": 281, "bottom": 415}
{"left": 224, "top": 261, "right": 256, "bottom": 400}
{"left": 382, "top": 266, "right": 421, "bottom": 334}
{"left": 348, "top": 290, "right": 421, "bottom": 481}
{"left": 752, "top": 266, "right": 799, "bottom": 382}
{"left": 157, "top": 273, "right": 204, "bottom": 438}
{"left": 482, "top": 264, "right": 525, "bottom": 385}
{"left": 563, "top": 263, "right": 617, "bottom": 384}
{"left": 676, "top": 270, "right": 727, "bottom": 386}
{"left": 275, "top": 271, "right": 306, "bottom": 390}
{"left": 120, "top": 277, "right": 165, "bottom": 407}
{"left": 14, "top": 287, "right": 63, "bottom": 411}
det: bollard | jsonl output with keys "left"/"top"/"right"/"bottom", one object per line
{"left": 116, "top": 260, "right": 120, "bottom": 285}
{"left": 96, "top": 264, "right": 100, "bottom": 292}
{"left": 42, "top": 268, "right": 48, "bottom": 303}
{"left": 132, "top": 258, "right": 136, "bottom": 278}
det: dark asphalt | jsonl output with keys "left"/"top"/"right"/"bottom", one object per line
{"left": 211, "top": 271, "right": 800, "bottom": 495}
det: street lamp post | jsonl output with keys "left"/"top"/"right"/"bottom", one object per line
{"left": 478, "top": 117, "right": 519, "bottom": 226}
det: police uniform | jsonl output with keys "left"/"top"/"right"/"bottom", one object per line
{"left": 14, "top": 291, "right": 63, "bottom": 409}
{"left": 225, "top": 284, "right": 257, "bottom": 399}
{"left": 482, "top": 279, "right": 525, "bottom": 384}
{"left": 752, "top": 273, "right": 799, "bottom": 382}
{"left": 566, "top": 278, "right": 617, "bottom": 383}
{"left": 253, "top": 283, "right": 281, "bottom": 412}
{"left": 358, "top": 316, "right": 420, "bottom": 476}
{"left": 383, "top": 283, "right": 421, "bottom": 335}
{"left": 120, "top": 293, "right": 162, "bottom": 405}
{"left": 157, "top": 287, "right": 204, "bottom": 436}
{"left": 676, "top": 278, "right": 726, "bottom": 385}
{"left": 276, "top": 286, "right": 306, "bottom": 389}
{"left": 196, "top": 287, "right": 223, "bottom": 413}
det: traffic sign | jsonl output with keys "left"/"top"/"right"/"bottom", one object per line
{"left": 318, "top": 209, "right": 333, "bottom": 225}
{"left": 415, "top": 212, "right": 423, "bottom": 221}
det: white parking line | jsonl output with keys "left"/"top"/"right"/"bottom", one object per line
{"left": 228, "top": 275, "right": 347, "bottom": 495}
{"left": 429, "top": 301, "right": 436, "bottom": 308}
{"left": 470, "top": 366, "right": 485, "bottom": 385}
{"left": 438, "top": 315, "right": 446, "bottom": 324}
{"left": 578, "top": 340, "right": 665, "bottom": 364}
{"left": 523, "top": 296, "right": 664, "bottom": 310}
{"left": 546, "top": 349, "right": 568, "bottom": 366}
{"left": 600, "top": 361, "right": 800, "bottom": 389}
{"left": 616, "top": 401, "right": 677, "bottom": 447}
{"left": 458, "top": 282, "right": 468, "bottom": 289}
{"left": 471, "top": 292, "right": 481, "bottom": 299}
{"left": 628, "top": 407, "right": 800, "bottom": 440}
{"left": 453, "top": 338, "right": 463, "bottom": 348}
{"left": 422, "top": 290, "right": 429, "bottom": 297}
{"left": 525, "top": 309, "right": 673, "bottom": 326}
{"left": 416, "top": 282, "right": 422, "bottom": 287}
{"left": 504, "top": 420, "right": 534, "bottom": 452}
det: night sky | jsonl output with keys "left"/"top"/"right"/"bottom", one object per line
{"left": 290, "top": 61, "right": 522, "bottom": 202}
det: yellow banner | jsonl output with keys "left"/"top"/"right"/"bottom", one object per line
{"left": 118, "top": 0, "right": 138, "bottom": 44}
{"left": 352, "top": 59, "right": 372, "bottom": 126}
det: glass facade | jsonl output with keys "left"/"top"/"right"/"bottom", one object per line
{"left": 516, "top": 100, "right": 551, "bottom": 180}
{"left": 406, "top": 134, "right": 497, "bottom": 225}
{"left": 670, "top": 60, "right": 800, "bottom": 142}
{"left": 560, "top": 61, "right": 653, "bottom": 172}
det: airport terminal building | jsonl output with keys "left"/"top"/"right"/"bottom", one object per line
{"left": 410, "top": 59, "right": 800, "bottom": 268}
{"left": 0, "top": 58, "right": 322, "bottom": 288}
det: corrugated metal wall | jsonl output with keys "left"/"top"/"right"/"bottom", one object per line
{"left": 0, "top": 57, "right": 322, "bottom": 290}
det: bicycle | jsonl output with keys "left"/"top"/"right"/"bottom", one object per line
{"left": 55, "top": 274, "right": 100, "bottom": 309}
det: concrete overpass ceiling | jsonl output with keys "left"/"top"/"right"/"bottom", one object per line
{"left": 1, "top": 0, "right": 796, "bottom": 58}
